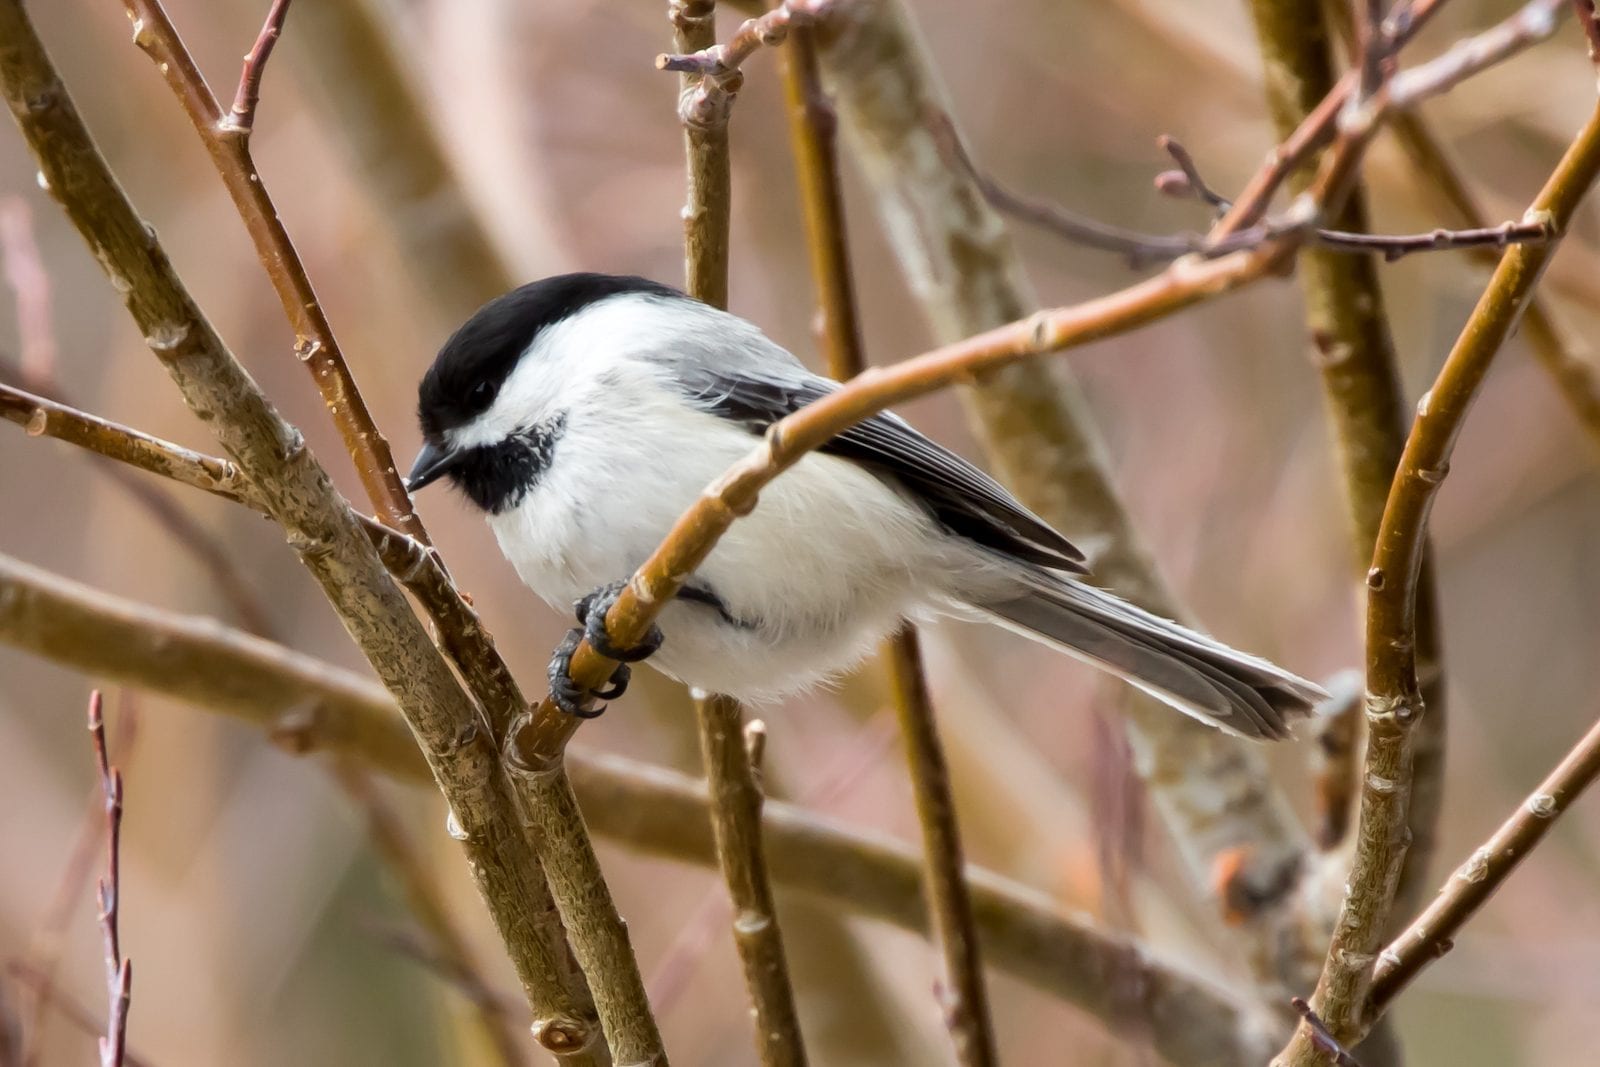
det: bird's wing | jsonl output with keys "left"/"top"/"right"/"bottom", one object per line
{"left": 676, "top": 366, "right": 1087, "bottom": 573}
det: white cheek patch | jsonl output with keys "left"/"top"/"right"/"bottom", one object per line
{"left": 446, "top": 294, "right": 707, "bottom": 451}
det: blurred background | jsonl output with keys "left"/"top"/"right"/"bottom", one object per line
{"left": 3, "top": 0, "right": 1600, "bottom": 1063}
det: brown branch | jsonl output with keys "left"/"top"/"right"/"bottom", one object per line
{"left": 0, "top": 9, "right": 609, "bottom": 1059}
{"left": 121, "top": 0, "right": 426, "bottom": 541}
{"left": 224, "top": 0, "right": 291, "bottom": 132}
{"left": 86, "top": 693, "right": 131, "bottom": 1067}
{"left": 0, "top": 560, "right": 1280, "bottom": 1067}
{"left": 779, "top": 36, "right": 996, "bottom": 1062}
{"left": 1246, "top": 0, "right": 1447, "bottom": 939}
{"left": 671, "top": 0, "right": 733, "bottom": 310}
{"left": 944, "top": 122, "right": 1550, "bottom": 269}
{"left": 1366, "top": 706, "right": 1600, "bottom": 1015}
{"left": 1277, "top": 99, "right": 1600, "bottom": 1064}
{"left": 0, "top": 379, "right": 532, "bottom": 747}
{"left": 1291, "top": 998, "right": 1364, "bottom": 1067}
{"left": 1210, "top": 0, "right": 1565, "bottom": 240}
{"left": 657, "top": 0, "right": 833, "bottom": 128}
{"left": 664, "top": 4, "right": 801, "bottom": 1062}
{"left": 332, "top": 765, "right": 529, "bottom": 1067}
{"left": 693, "top": 695, "right": 807, "bottom": 1067}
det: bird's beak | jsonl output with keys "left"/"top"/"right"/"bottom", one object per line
{"left": 405, "top": 440, "right": 458, "bottom": 492}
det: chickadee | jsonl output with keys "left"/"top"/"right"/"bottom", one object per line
{"left": 407, "top": 273, "right": 1325, "bottom": 738}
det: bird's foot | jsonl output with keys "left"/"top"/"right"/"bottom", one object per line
{"left": 546, "top": 629, "right": 631, "bottom": 719}
{"left": 574, "top": 580, "right": 664, "bottom": 663}
{"left": 545, "top": 580, "right": 664, "bottom": 719}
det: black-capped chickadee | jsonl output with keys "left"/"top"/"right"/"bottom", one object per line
{"left": 407, "top": 273, "right": 1325, "bottom": 738}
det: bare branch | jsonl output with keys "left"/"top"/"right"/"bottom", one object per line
{"left": 1278, "top": 99, "right": 1600, "bottom": 1064}
{"left": 943, "top": 120, "right": 1550, "bottom": 268}
{"left": 0, "top": 9, "right": 606, "bottom": 1055}
{"left": 693, "top": 694, "right": 807, "bottom": 1067}
{"left": 777, "top": 27, "right": 996, "bottom": 1064}
{"left": 223, "top": 0, "right": 292, "bottom": 132}
{"left": 121, "top": 0, "right": 427, "bottom": 541}
{"left": 1291, "top": 998, "right": 1364, "bottom": 1067}
{"left": 1367, "top": 708, "right": 1600, "bottom": 1014}
{"left": 86, "top": 693, "right": 131, "bottom": 1067}
{"left": 5, "top": 964, "right": 153, "bottom": 1067}
{"left": 0, "top": 557, "right": 1280, "bottom": 1067}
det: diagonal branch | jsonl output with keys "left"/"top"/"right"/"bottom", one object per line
{"left": 122, "top": 0, "right": 425, "bottom": 541}
{"left": 0, "top": 552, "right": 1283, "bottom": 1067}
{"left": 1277, "top": 97, "right": 1600, "bottom": 1065}
{"left": 0, "top": 7, "right": 608, "bottom": 1059}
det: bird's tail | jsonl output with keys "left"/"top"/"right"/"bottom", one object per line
{"left": 978, "top": 574, "right": 1328, "bottom": 740}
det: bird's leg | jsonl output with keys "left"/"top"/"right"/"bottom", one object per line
{"left": 545, "top": 580, "right": 665, "bottom": 719}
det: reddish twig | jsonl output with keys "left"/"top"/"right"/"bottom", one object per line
{"left": 656, "top": 0, "right": 833, "bottom": 126}
{"left": 5, "top": 964, "right": 152, "bottom": 1067}
{"left": 223, "top": 0, "right": 291, "bottom": 132}
{"left": 122, "top": 0, "right": 429, "bottom": 542}
{"left": 780, "top": 40, "right": 995, "bottom": 1063}
{"left": 954, "top": 123, "right": 1550, "bottom": 267}
{"left": 17, "top": 694, "right": 138, "bottom": 1067}
{"left": 86, "top": 693, "right": 131, "bottom": 1067}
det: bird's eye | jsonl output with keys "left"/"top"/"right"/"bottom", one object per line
{"left": 469, "top": 381, "right": 495, "bottom": 407}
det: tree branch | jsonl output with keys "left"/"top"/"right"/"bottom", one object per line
{"left": 122, "top": 0, "right": 425, "bottom": 541}
{"left": 87, "top": 692, "right": 131, "bottom": 1067}
{"left": 0, "top": 556, "right": 1281, "bottom": 1067}
{"left": 1277, "top": 97, "right": 1600, "bottom": 1065}
{"left": 1245, "top": 0, "right": 1446, "bottom": 935}
{"left": 777, "top": 34, "right": 996, "bottom": 1062}
{"left": 1366, "top": 706, "right": 1600, "bottom": 1015}
{"left": 0, "top": 8, "right": 608, "bottom": 1059}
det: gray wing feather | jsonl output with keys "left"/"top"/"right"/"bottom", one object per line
{"left": 675, "top": 363, "right": 1087, "bottom": 573}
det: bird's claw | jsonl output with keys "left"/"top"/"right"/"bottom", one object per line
{"left": 573, "top": 579, "right": 664, "bottom": 663}
{"left": 546, "top": 580, "right": 662, "bottom": 719}
{"left": 546, "top": 628, "right": 615, "bottom": 719}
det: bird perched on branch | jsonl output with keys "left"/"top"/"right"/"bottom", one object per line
{"left": 407, "top": 273, "right": 1326, "bottom": 738}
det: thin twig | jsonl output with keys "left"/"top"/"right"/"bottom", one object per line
{"left": 1278, "top": 98, "right": 1600, "bottom": 1065}
{"left": 1245, "top": 0, "right": 1446, "bottom": 929}
{"left": 0, "top": 557, "right": 1281, "bottom": 1066}
{"left": 0, "top": 366, "right": 276, "bottom": 637}
{"left": 1367, "top": 705, "right": 1600, "bottom": 1014}
{"left": 948, "top": 120, "right": 1550, "bottom": 268}
{"left": 654, "top": 2, "right": 795, "bottom": 1060}
{"left": 4, "top": 965, "right": 153, "bottom": 1067}
{"left": 17, "top": 694, "right": 138, "bottom": 1067}
{"left": 224, "top": 0, "right": 291, "bottom": 132}
{"left": 122, "top": 0, "right": 427, "bottom": 542}
{"left": 693, "top": 695, "right": 807, "bottom": 1067}
{"left": 86, "top": 693, "right": 131, "bottom": 1067}
{"left": 778, "top": 37, "right": 995, "bottom": 1063}
{"left": 671, "top": 0, "right": 732, "bottom": 309}
{"left": 657, "top": 1, "right": 832, "bottom": 127}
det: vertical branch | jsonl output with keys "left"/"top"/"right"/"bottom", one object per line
{"left": 883, "top": 630, "right": 999, "bottom": 1066}
{"left": 673, "top": 0, "right": 732, "bottom": 309}
{"left": 778, "top": 31, "right": 997, "bottom": 1065}
{"left": 1277, "top": 99, "right": 1600, "bottom": 1064}
{"left": 121, "top": 0, "right": 427, "bottom": 541}
{"left": 671, "top": 5, "right": 806, "bottom": 1063}
{"left": 692, "top": 696, "right": 807, "bottom": 1067}
{"left": 1245, "top": 0, "right": 1447, "bottom": 915}
{"left": 812, "top": 0, "right": 1314, "bottom": 993}
{"left": 86, "top": 693, "right": 131, "bottom": 1067}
